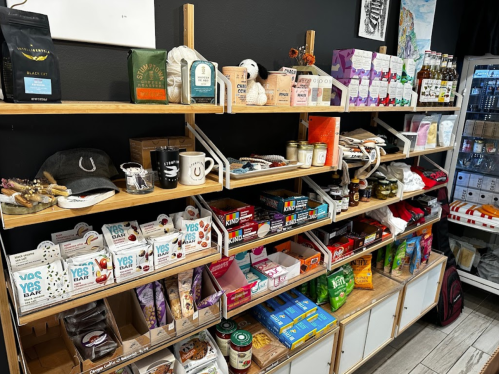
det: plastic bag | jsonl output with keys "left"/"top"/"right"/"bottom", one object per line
{"left": 71, "top": 328, "right": 118, "bottom": 361}
{"left": 165, "top": 277, "right": 182, "bottom": 320}
{"left": 136, "top": 282, "right": 157, "bottom": 329}
{"left": 197, "top": 291, "right": 224, "bottom": 309}
{"left": 410, "top": 241, "right": 422, "bottom": 274}
{"left": 65, "top": 303, "right": 107, "bottom": 328}
{"left": 392, "top": 240, "right": 407, "bottom": 276}
{"left": 477, "top": 253, "right": 499, "bottom": 284}
{"left": 384, "top": 243, "right": 395, "bottom": 273}
{"left": 405, "top": 237, "right": 420, "bottom": 266}
{"left": 342, "top": 264, "right": 355, "bottom": 296}
{"left": 154, "top": 281, "right": 167, "bottom": 327}
{"left": 327, "top": 269, "right": 347, "bottom": 312}
{"left": 367, "top": 205, "right": 408, "bottom": 236}
{"left": 351, "top": 254, "right": 374, "bottom": 290}
{"left": 316, "top": 274, "right": 328, "bottom": 305}
{"left": 376, "top": 249, "right": 385, "bottom": 270}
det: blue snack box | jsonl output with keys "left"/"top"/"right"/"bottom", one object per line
{"left": 306, "top": 308, "right": 337, "bottom": 338}
{"left": 279, "top": 319, "right": 317, "bottom": 350}
{"left": 251, "top": 302, "right": 294, "bottom": 335}
{"left": 281, "top": 289, "right": 318, "bottom": 317}
{"left": 260, "top": 190, "right": 309, "bottom": 214}
{"left": 267, "top": 296, "right": 307, "bottom": 324}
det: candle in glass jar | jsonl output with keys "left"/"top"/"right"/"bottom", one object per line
{"left": 286, "top": 141, "right": 299, "bottom": 161}
{"left": 297, "top": 144, "right": 314, "bottom": 168}
{"left": 312, "top": 142, "right": 328, "bottom": 166}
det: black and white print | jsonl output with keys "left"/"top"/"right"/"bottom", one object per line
{"left": 359, "top": 0, "right": 391, "bottom": 41}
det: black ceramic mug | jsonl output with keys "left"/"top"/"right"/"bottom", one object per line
{"left": 151, "top": 146, "right": 179, "bottom": 189}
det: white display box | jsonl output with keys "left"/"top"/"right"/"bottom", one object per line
{"left": 454, "top": 186, "right": 469, "bottom": 201}
{"left": 456, "top": 171, "right": 471, "bottom": 187}
{"left": 469, "top": 174, "right": 484, "bottom": 190}
{"left": 482, "top": 176, "right": 498, "bottom": 192}
{"left": 268, "top": 252, "right": 301, "bottom": 280}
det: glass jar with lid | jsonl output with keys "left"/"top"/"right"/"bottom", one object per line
{"left": 342, "top": 187, "right": 350, "bottom": 212}
{"left": 215, "top": 319, "right": 238, "bottom": 360}
{"left": 312, "top": 142, "right": 328, "bottom": 167}
{"left": 387, "top": 179, "right": 399, "bottom": 198}
{"left": 297, "top": 144, "right": 314, "bottom": 168}
{"left": 330, "top": 187, "right": 342, "bottom": 215}
{"left": 348, "top": 178, "right": 360, "bottom": 207}
{"left": 229, "top": 330, "right": 253, "bottom": 374}
{"left": 375, "top": 180, "right": 390, "bottom": 200}
{"left": 286, "top": 141, "right": 299, "bottom": 161}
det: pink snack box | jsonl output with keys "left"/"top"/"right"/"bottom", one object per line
{"left": 251, "top": 246, "right": 288, "bottom": 291}
{"left": 209, "top": 256, "right": 256, "bottom": 311}
{"left": 331, "top": 78, "right": 360, "bottom": 106}
{"left": 291, "top": 87, "right": 308, "bottom": 106}
{"left": 331, "top": 49, "right": 372, "bottom": 79}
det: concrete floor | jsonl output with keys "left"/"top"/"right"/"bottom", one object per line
{"left": 354, "top": 283, "right": 499, "bottom": 374}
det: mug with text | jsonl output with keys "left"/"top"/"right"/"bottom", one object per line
{"left": 179, "top": 152, "right": 214, "bottom": 185}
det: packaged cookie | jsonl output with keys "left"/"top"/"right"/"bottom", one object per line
{"left": 102, "top": 221, "right": 146, "bottom": 251}
{"left": 174, "top": 330, "right": 218, "bottom": 373}
{"left": 136, "top": 283, "right": 157, "bottom": 329}
{"left": 71, "top": 328, "right": 119, "bottom": 361}
{"left": 154, "top": 281, "right": 167, "bottom": 327}
{"left": 191, "top": 266, "right": 204, "bottom": 304}
{"left": 178, "top": 270, "right": 194, "bottom": 318}
{"left": 165, "top": 277, "right": 182, "bottom": 320}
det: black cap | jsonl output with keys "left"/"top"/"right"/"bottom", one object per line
{"left": 36, "top": 148, "right": 119, "bottom": 195}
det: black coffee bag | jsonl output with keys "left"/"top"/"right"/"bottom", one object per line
{"left": 0, "top": 7, "right": 61, "bottom": 103}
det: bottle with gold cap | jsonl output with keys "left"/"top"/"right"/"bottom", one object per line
{"left": 331, "top": 172, "right": 341, "bottom": 187}
{"left": 349, "top": 177, "right": 360, "bottom": 207}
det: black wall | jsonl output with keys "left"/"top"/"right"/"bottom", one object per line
{"left": 0, "top": 0, "right": 464, "bottom": 370}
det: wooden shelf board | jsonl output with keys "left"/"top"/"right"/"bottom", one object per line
{"left": 349, "top": 106, "right": 412, "bottom": 112}
{"left": 330, "top": 237, "right": 394, "bottom": 271}
{"left": 402, "top": 183, "right": 447, "bottom": 200}
{"left": 396, "top": 215, "right": 440, "bottom": 240}
{"left": 226, "top": 266, "right": 327, "bottom": 318}
{"left": 2, "top": 179, "right": 223, "bottom": 229}
{"left": 379, "top": 251, "right": 446, "bottom": 285}
{"left": 228, "top": 218, "right": 332, "bottom": 256}
{"left": 15, "top": 248, "right": 220, "bottom": 325}
{"left": 0, "top": 101, "right": 224, "bottom": 115}
{"left": 229, "top": 105, "right": 344, "bottom": 113}
{"left": 209, "top": 165, "right": 338, "bottom": 189}
{"left": 409, "top": 146, "right": 455, "bottom": 157}
{"left": 333, "top": 197, "right": 400, "bottom": 222}
{"left": 247, "top": 324, "right": 340, "bottom": 374}
{"left": 325, "top": 272, "right": 403, "bottom": 323}
{"left": 415, "top": 106, "right": 461, "bottom": 112}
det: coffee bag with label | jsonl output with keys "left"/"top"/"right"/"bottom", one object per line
{"left": 128, "top": 49, "right": 168, "bottom": 104}
{"left": 0, "top": 7, "right": 61, "bottom": 102}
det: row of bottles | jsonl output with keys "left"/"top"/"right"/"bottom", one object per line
{"left": 415, "top": 51, "right": 459, "bottom": 106}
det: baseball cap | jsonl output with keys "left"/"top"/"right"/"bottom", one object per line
{"left": 36, "top": 148, "right": 120, "bottom": 195}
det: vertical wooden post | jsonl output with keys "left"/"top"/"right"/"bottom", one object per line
{"left": 184, "top": 4, "right": 196, "bottom": 142}
{"left": 0, "top": 252, "right": 20, "bottom": 374}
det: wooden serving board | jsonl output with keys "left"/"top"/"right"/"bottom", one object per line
{"left": 1, "top": 201, "right": 57, "bottom": 215}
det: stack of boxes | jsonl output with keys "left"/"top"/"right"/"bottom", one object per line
{"left": 331, "top": 49, "right": 415, "bottom": 107}
{"left": 251, "top": 289, "right": 337, "bottom": 350}
{"left": 455, "top": 172, "right": 499, "bottom": 206}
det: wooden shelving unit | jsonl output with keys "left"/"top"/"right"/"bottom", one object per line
{"left": 395, "top": 215, "right": 440, "bottom": 240}
{"left": 381, "top": 251, "right": 446, "bottom": 285}
{"left": 226, "top": 265, "right": 326, "bottom": 318}
{"left": 208, "top": 165, "right": 337, "bottom": 190}
{"left": 0, "top": 101, "right": 224, "bottom": 115}
{"left": 12, "top": 248, "right": 220, "bottom": 325}
{"left": 2, "top": 179, "right": 223, "bottom": 229}
{"left": 229, "top": 105, "right": 344, "bottom": 113}
{"left": 402, "top": 183, "right": 448, "bottom": 200}
{"left": 228, "top": 218, "right": 332, "bottom": 256}
{"left": 330, "top": 236, "right": 394, "bottom": 271}
{"left": 334, "top": 196, "right": 400, "bottom": 222}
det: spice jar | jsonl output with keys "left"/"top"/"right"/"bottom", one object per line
{"left": 376, "top": 180, "right": 390, "bottom": 200}
{"left": 349, "top": 178, "right": 360, "bottom": 207}
{"left": 297, "top": 144, "right": 314, "bottom": 168}
{"left": 473, "top": 140, "right": 485, "bottom": 153}
{"left": 229, "top": 330, "right": 253, "bottom": 374}
{"left": 388, "top": 179, "right": 399, "bottom": 198}
{"left": 330, "top": 187, "right": 342, "bottom": 215}
{"left": 312, "top": 142, "right": 328, "bottom": 167}
{"left": 215, "top": 319, "right": 238, "bottom": 360}
{"left": 342, "top": 187, "right": 350, "bottom": 212}
{"left": 286, "top": 141, "right": 299, "bottom": 161}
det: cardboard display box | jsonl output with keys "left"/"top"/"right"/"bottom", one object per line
{"left": 196, "top": 266, "right": 222, "bottom": 325}
{"left": 268, "top": 252, "right": 301, "bottom": 280}
{"left": 251, "top": 247, "right": 288, "bottom": 291}
{"left": 274, "top": 240, "right": 321, "bottom": 273}
{"left": 314, "top": 221, "right": 353, "bottom": 246}
{"left": 130, "top": 137, "right": 194, "bottom": 171}
{"left": 349, "top": 221, "right": 382, "bottom": 249}
{"left": 18, "top": 315, "right": 80, "bottom": 374}
{"left": 106, "top": 291, "right": 151, "bottom": 355}
{"left": 149, "top": 298, "right": 176, "bottom": 346}
{"left": 327, "top": 237, "right": 355, "bottom": 264}
{"left": 132, "top": 348, "right": 184, "bottom": 374}
{"left": 227, "top": 221, "right": 258, "bottom": 248}
{"left": 257, "top": 72, "right": 292, "bottom": 106}
{"left": 208, "top": 198, "right": 255, "bottom": 229}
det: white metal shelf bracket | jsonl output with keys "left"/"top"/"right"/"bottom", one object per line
{"left": 373, "top": 117, "right": 411, "bottom": 157}
{"left": 303, "top": 231, "right": 332, "bottom": 271}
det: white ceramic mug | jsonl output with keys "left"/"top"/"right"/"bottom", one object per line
{"left": 179, "top": 152, "right": 214, "bottom": 185}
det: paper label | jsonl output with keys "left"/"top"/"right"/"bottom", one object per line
{"left": 24, "top": 77, "right": 52, "bottom": 95}
{"left": 9, "top": 241, "right": 61, "bottom": 272}
{"left": 51, "top": 223, "right": 92, "bottom": 244}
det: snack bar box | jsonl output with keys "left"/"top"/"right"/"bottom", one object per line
{"left": 227, "top": 221, "right": 258, "bottom": 248}
{"left": 260, "top": 189, "right": 308, "bottom": 214}
{"left": 274, "top": 240, "right": 321, "bottom": 273}
{"left": 209, "top": 198, "right": 255, "bottom": 229}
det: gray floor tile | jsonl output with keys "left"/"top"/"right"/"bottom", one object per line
{"left": 390, "top": 320, "right": 428, "bottom": 349}
{"left": 422, "top": 313, "right": 492, "bottom": 374}
{"left": 446, "top": 347, "right": 490, "bottom": 374}
{"left": 409, "top": 364, "right": 437, "bottom": 374}
{"left": 435, "top": 309, "right": 470, "bottom": 335}
{"left": 373, "top": 327, "right": 447, "bottom": 374}
{"left": 473, "top": 294, "right": 499, "bottom": 321}
{"left": 473, "top": 318, "right": 499, "bottom": 355}
{"left": 353, "top": 345, "right": 397, "bottom": 374}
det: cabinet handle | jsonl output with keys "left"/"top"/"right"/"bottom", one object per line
{"left": 342, "top": 351, "right": 345, "bottom": 354}
{"left": 328, "top": 362, "right": 331, "bottom": 366}
{"left": 404, "top": 307, "right": 408, "bottom": 309}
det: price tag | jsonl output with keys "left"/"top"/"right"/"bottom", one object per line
{"left": 168, "top": 323, "right": 174, "bottom": 331}
{"left": 193, "top": 311, "right": 199, "bottom": 319}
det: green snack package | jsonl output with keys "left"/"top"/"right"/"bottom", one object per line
{"left": 384, "top": 243, "right": 395, "bottom": 273}
{"left": 309, "top": 278, "right": 317, "bottom": 303}
{"left": 392, "top": 240, "right": 407, "bottom": 276}
{"left": 297, "top": 281, "right": 310, "bottom": 298}
{"left": 376, "top": 249, "right": 385, "bottom": 270}
{"left": 327, "top": 269, "right": 347, "bottom": 312}
{"left": 342, "top": 264, "right": 355, "bottom": 296}
{"left": 316, "top": 274, "right": 328, "bottom": 305}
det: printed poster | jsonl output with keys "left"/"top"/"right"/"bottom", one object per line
{"left": 397, "top": 0, "right": 438, "bottom": 74}
{"left": 359, "top": 0, "right": 391, "bottom": 41}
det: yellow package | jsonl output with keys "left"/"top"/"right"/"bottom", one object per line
{"left": 351, "top": 254, "right": 373, "bottom": 290}
{"left": 417, "top": 224, "right": 432, "bottom": 237}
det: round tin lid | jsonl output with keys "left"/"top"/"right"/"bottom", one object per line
{"left": 216, "top": 320, "right": 238, "bottom": 335}
{"left": 230, "top": 330, "right": 253, "bottom": 347}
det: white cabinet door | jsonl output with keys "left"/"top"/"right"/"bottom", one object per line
{"left": 399, "top": 273, "right": 429, "bottom": 331}
{"left": 337, "top": 311, "right": 370, "bottom": 374}
{"left": 290, "top": 332, "right": 335, "bottom": 374}
{"left": 421, "top": 265, "right": 443, "bottom": 312}
{"left": 364, "top": 292, "right": 399, "bottom": 357}
{"left": 273, "top": 363, "right": 291, "bottom": 374}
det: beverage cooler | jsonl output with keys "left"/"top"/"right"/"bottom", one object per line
{"left": 445, "top": 55, "right": 499, "bottom": 295}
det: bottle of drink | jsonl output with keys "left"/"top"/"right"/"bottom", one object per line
{"left": 438, "top": 54, "right": 449, "bottom": 106}
{"left": 431, "top": 52, "right": 442, "bottom": 106}
{"left": 415, "top": 50, "right": 432, "bottom": 106}
{"left": 447, "top": 55, "right": 459, "bottom": 106}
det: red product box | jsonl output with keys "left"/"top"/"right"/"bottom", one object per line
{"left": 209, "top": 198, "right": 255, "bottom": 229}
{"left": 327, "top": 237, "right": 354, "bottom": 264}
{"left": 227, "top": 221, "right": 258, "bottom": 247}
